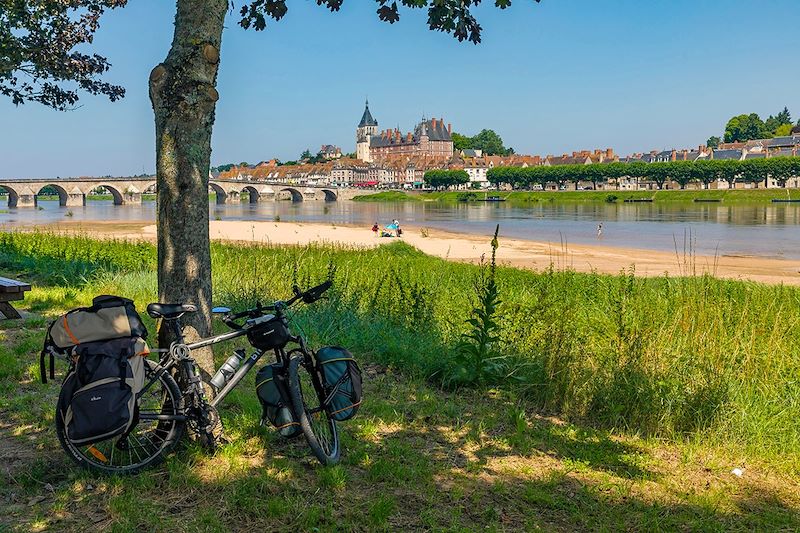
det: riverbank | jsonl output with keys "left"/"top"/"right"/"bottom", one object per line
{"left": 30, "top": 219, "right": 800, "bottom": 286}
{"left": 354, "top": 188, "right": 800, "bottom": 204}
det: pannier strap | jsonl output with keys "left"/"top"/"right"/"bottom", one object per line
{"left": 63, "top": 315, "right": 80, "bottom": 345}
{"left": 320, "top": 357, "right": 355, "bottom": 364}
{"left": 328, "top": 400, "right": 363, "bottom": 417}
{"left": 40, "top": 324, "right": 57, "bottom": 384}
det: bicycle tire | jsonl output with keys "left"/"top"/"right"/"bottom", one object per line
{"left": 287, "top": 355, "right": 340, "bottom": 465}
{"left": 56, "top": 359, "right": 185, "bottom": 475}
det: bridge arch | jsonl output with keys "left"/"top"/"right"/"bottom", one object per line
{"left": 36, "top": 184, "right": 69, "bottom": 206}
{"left": 279, "top": 187, "right": 303, "bottom": 202}
{"left": 320, "top": 188, "right": 338, "bottom": 201}
{"left": 209, "top": 183, "right": 227, "bottom": 204}
{"left": 93, "top": 184, "right": 125, "bottom": 205}
{"left": 241, "top": 185, "right": 260, "bottom": 204}
{"left": 143, "top": 182, "right": 157, "bottom": 194}
{"left": 0, "top": 184, "right": 19, "bottom": 208}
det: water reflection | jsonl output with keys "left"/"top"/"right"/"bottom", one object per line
{"left": 2, "top": 198, "right": 800, "bottom": 259}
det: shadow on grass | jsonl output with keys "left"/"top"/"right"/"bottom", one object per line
{"left": 0, "top": 262, "right": 798, "bottom": 529}
{"left": 4, "top": 363, "right": 798, "bottom": 532}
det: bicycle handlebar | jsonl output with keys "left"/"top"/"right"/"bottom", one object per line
{"left": 219, "top": 280, "right": 332, "bottom": 330}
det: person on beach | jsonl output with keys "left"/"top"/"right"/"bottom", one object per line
{"left": 372, "top": 222, "right": 379, "bottom": 236}
{"left": 597, "top": 223, "right": 603, "bottom": 238}
{"left": 396, "top": 225, "right": 403, "bottom": 238}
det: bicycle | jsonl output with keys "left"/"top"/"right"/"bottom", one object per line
{"left": 55, "top": 280, "right": 343, "bottom": 474}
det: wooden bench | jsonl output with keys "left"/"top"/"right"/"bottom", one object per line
{"left": 0, "top": 276, "right": 31, "bottom": 319}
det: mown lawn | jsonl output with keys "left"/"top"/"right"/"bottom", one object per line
{"left": 2, "top": 317, "right": 799, "bottom": 531}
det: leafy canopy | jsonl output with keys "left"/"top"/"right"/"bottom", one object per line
{"left": 453, "top": 129, "right": 514, "bottom": 155}
{"left": 0, "top": 0, "right": 127, "bottom": 110}
{"left": 3, "top": 0, "right": 539, "bottom": 110}
{"left": 717, "top": 107, "right": 795, "bottom": 144}
{"left": 240, "top": 1, "right": 539, "bottom": 44}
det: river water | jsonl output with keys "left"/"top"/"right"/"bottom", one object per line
{"left": 2, "top": 198, "right": 800, "bottom": 259}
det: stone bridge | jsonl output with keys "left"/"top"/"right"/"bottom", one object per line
{"left": 0, "top": 177, "right": 361, "bottom": 207}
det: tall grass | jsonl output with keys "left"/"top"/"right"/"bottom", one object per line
{"left": 1, "top": 230, "right": 799, "bottom": 466}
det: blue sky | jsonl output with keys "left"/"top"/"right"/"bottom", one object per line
{"left": 2, "top": 0, "right": 799, "bottom": 178}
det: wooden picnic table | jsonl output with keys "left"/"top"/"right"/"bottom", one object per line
{"left": 0, "top": 276, "right": 31, "bottom": 319}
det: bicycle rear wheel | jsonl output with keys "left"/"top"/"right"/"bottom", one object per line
{"left": 56, "top": 359, "right": 185, "bottom": 474}
{"left": 287, "top": 355, "right": 340, "bottom": 465}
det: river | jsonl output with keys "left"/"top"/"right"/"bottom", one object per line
{"left": 2, "top": 198, "right": 800, "bottom": 259}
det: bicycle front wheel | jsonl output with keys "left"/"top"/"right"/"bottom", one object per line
{"left": 288, "top": 355, "right": 340, "bottom": 465}
{"left": 56, "top": 359, "right": 185, "bottom": 475}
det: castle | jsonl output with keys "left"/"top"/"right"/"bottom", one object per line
{"left": 355, "top": 100, "right": 454, "bottom": 163}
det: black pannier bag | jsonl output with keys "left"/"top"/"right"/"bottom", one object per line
{"left": 315, "top": 347, "right": 363, "bottom": 421}
{"left": 247, "top": 316, "right": 290, "bottom": 351}
{"left": 57, "top": 337, "right": 148, "bottom": 445}
{"left": 255, "top": 363, "right": 301, "bottom": 438}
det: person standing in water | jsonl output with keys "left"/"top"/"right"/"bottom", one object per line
{"left": 597, "top": 223, "right": 603, "bottom": 238}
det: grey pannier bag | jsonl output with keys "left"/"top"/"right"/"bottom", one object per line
{"left": 41, "top": 295, "right": 148, "bottom": 383}
{"left": 48, "top": 295, "right": 148, "bottom": 349}
{"left": 57, "top": 337, "right": 149, "bottom": 445}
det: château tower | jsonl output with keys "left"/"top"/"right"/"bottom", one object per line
{"left": 356, "top": 99, "right": 378, "bottom": 162}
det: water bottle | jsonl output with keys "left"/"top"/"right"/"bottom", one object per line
{"left": 210, "top": 349, "right": 246, "bottom": 390}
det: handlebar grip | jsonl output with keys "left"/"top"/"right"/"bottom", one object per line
{"left": 223, "top": 317, "right": 242, "bottom": 330}
{"left": 302, "top": 280, "right": 332, "bottom": 303}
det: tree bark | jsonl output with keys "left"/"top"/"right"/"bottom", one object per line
{"left": 149, "top": 0, "right": 227, "bottom": 387}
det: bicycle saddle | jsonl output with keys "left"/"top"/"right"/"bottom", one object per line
{"left": 146, "top": 303, "right": 198, "bottom": 319}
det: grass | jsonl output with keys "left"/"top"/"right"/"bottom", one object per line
{"left": 352, "top": 190, "right": 421, "bottom": 202}
{"left": 1, "top": 325, "right": 798, "bottom": 530}
{"left": 0, "top": 231, "right": 799, "bottom": 529}
{"left": 354, "top": 188, "right": 797, "bottom": 204}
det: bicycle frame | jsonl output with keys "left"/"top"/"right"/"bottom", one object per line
{"left": 138, "top": 311, "right": 315, "bottom": 421}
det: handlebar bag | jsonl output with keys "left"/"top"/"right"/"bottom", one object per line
{"left": 47, "top": 295, "right": 148, "bottom": 350}
{"left": 315, "top": 347, "right": 363, "bottom": 421}
{"left": 57, "top": 337, "right": 148, "bottom": 446}
{"left": 255, "top": 363, "right": 302, "bottom": 438}
{"left": 247, "top": 317, "right": 290, "bottom": 351}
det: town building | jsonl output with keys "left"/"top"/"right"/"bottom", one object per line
{"left": 355, "top": 101, "right": 454, "bottom": 163}
{"left": 319, "top": 145, "right": 342, "bottom": 160}
{"left": 544, "top": 149, "right": 616, "bottom": 166}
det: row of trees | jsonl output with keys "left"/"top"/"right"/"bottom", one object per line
{"left": 423, "top": 169, "right": 469, "bottom": 189}
{"left": 487, "top": 157, "right": 800, "bottom": 190}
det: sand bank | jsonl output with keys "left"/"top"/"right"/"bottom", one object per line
{"left": 16, "top": 220, "right": 800, "bottom": 285}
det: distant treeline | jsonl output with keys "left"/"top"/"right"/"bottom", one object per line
{"left": 487, "top": 157, "right": 800, "bottom": 190}
{"left": 423, "top": 169, "right": 470, "bottom": 189}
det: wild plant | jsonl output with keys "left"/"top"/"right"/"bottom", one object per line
{"left": 445, "top": 225, "right": 506, "bottom": 387}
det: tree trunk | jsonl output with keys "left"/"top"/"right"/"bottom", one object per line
{"left": 149, "top": 0, "right": 227, "bottom": 387}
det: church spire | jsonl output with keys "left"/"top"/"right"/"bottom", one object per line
{"left": 359, "top": 100, "right": 377, "bottom": 127}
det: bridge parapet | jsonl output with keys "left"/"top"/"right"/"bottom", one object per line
{"left": 1, "top": 176, "right": 362, "bottom": 207}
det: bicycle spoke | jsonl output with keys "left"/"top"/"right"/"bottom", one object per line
{"left": 289, "top": 355, "right": 340, "bottom": 465}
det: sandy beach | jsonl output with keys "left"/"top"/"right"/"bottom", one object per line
{"left": 17, "top": 219, "right": 798, "bottom": 286}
